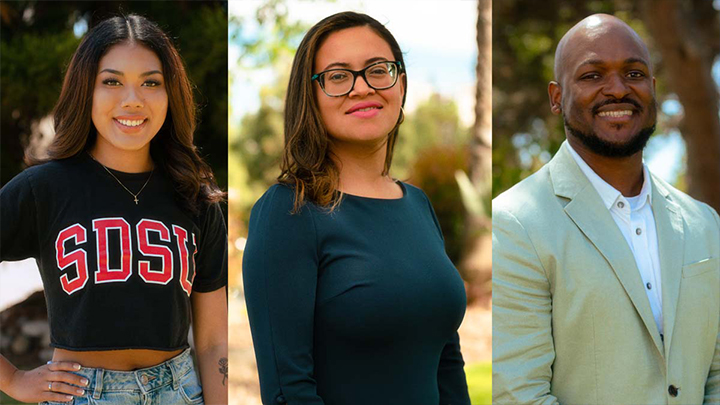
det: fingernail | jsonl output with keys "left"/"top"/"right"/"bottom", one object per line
{"left": 66, "top": 396, "right": 73, "bottom": 401}
{"left": 76, "top": 388, "right": 84, "bottom": 395}
{"left": 81, "top": 378, "right": 89, "bottom": 386}
{"left": 74, "top": 364, "right": 82, "bottom": 370}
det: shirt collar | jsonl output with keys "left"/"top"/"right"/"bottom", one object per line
{"left": 566, "top": 141, "right": 652, "bottom": 211}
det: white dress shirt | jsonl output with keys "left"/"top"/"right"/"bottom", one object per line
{"left": 567, "top": 143, "right": 664, "bottom": 335}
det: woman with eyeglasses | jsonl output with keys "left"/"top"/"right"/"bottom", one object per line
{"left": 0, "top": 14, "right": 227, "bottom": 404}
{"left": 243, "top": 12, "right": 471, "bottom": 405}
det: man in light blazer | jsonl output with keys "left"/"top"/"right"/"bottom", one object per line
{"left": 492, "top": 14, "right": 720, "bottom": 404}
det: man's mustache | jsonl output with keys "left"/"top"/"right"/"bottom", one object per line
{"left": 591, "top": 98, "right": 643, "bottom": 114}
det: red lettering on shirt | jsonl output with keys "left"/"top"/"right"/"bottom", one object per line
{"left": 55, "top": 224, "right": 89, "bottom": 295}
{"left": 93, "top": 218, "right": 132, "bottom": 284}
{"left": 53, "top": 218, "right": 201, "bottom": 293}
{"left": 136, "top": 219, "right": 174, "bottom": 285}
{"left": 172, "top": 225, "right": 196, "bottom": 296}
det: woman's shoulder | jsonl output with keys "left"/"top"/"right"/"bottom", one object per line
{"left": 3, "top": 156, "right": 84, "bottom": 190}
{"left": 260, "top": 182, "right": 296, "bottom": 201}
{"left": 251, "top": 183, "right": 304, "bottom": 215}
{"left": 248, "top": 183, "right": 317, "bottom": 229}
{"left": 28, "top": 155, "right": 86, "bottom": 178}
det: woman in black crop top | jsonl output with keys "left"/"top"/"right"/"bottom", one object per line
{"left": 0, "top": 15, "right": 227, "bottom": 404}
{"left": 243, "top": 12, "right": 471, "bottom": 405}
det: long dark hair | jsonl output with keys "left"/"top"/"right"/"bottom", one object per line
{"left": 279, "top": 11, "right": 407, "bottom": 212}
{"left": 30, "top": 14, "right": 223, "bottom": 215}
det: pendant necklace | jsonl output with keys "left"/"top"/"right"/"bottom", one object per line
{"left": 88, "top": 152, "right": 154, "bottom": 205}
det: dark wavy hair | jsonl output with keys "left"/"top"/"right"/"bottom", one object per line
{"left": 29, "top": 14, "right": 223, "bottom": 215}
{"left": 279, "top": 11, "right": 407, "bottom": 212}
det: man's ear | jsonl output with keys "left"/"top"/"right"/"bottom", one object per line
{"left": 548, "top": 81, "right": 563, "bottom": 115}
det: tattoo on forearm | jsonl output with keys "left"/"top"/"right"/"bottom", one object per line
{"left": 218, "top": 357, "right": 228, "bottom": 386}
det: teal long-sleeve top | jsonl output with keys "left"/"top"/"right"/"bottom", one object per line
{"left": 242, "top": 182, "right": 471, "bottom": 405}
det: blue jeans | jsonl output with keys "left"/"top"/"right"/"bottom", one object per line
{"left": 41, "top": 348, "right": 204, "bottom": 405}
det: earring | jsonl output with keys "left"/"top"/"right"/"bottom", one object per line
{"left": 398, "top": 106, "right": 405, "bottom": 124}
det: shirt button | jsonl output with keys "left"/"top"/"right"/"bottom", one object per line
{"left": 668, "top": 385, "right": 679, "bottom": 397}
{"left": 276, "top": 395, "right": 287, "bottom": 404}
{"left": 140, "top": 374, "right": 149, "bottom": 385}
{"left": 646, "top": 282, "right": 652, "bottom": 290}
{"left": 617, "top": 201, "right": 624, "bottom": 209}
{"left": 636, "top": 228, "right": 642, "bottom": 235}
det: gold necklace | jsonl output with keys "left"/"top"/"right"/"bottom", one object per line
{"left": 88, "top": 152, "right": 154, "bottom": 205}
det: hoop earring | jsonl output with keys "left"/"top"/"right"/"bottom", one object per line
{"left": 398, "top": 106, "right": 405, "bottom": 125}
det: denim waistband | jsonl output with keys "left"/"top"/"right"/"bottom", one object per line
{"left": 72, "top": 348, "right": 194, "bottom": 399}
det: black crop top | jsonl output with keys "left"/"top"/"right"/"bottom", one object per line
{"left": 0, "top": 154, "right": 227, "bottom": 351}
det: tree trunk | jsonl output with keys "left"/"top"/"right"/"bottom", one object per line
{"left": 640, "top": 0, "right": 720, "bottom": 212}
{"left": 473, "top": 0, "right": 492, "bottom": 182}
{"left": 462, "top": 0, "right": 492, "bottom": 305}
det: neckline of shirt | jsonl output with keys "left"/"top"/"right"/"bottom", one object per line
{"left": 83, "top": 152, "right": 155, "bottom": 183}
{"left": 565, "top": 141, "right": 652, "bottom": 212}
{"left": 340, "top": 180, "right": 407, "bottom": 202}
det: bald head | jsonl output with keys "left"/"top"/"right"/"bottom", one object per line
{"left": 554, "top": 14, "right": 651, "bottom": 84}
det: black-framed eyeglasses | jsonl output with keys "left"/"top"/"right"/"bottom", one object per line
{"left": 311, "top": 61, "right": 403, "bottom": 97}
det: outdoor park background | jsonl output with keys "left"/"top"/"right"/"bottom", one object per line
{"left": 228, "top": 1, "right": 491, "bottom": 404}
{"left": 494, "top": 0, "right": 720, "bottom": 216}
{"left": 0, "top": 1, "right": 227, "bottom": 403}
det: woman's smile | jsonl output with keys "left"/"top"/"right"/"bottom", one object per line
{"left": 345, "top": 101, "right": 383, "bottom": 118}
{"left": 113, "top": 116, "right": 149, "bottom": 132}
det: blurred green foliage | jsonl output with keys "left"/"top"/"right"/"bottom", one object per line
{"left": 396, "top": 93, "right": 468, "bottom": 180}
{"left": 1, "top": 1, "right": 228, "bottom": 191}
{"left": 409, "top": 137, "right": 468, "bottom": 267}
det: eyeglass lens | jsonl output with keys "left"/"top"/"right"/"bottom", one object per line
{"left": 321, "top": 62, "right": 398, "bottom": 96}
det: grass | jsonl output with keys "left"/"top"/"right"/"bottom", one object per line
{"left": 467, "top": 361, "right": 492, "bottom": 405}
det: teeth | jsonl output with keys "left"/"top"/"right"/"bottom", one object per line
{"left": 117, "top": 119, "right": 145, "bottom": 127}
{"left": 598, "top": 110, "right": 632, "bottom": 118}
{"left": 355, "top": 107, "right": 377, "bottom": 112}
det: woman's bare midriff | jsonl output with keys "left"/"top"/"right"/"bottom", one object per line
{"left": 52, "top": 348, "right": 185, "bottom": 371}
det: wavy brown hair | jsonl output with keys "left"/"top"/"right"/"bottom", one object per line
{"left": 279, "top": 12, "right": 407, "bottom": 212}
{"left": 28, "top": 14, "right": 223, "bottom": 215}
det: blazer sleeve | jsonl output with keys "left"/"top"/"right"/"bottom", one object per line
{"left": 492, "top": 207, "right": 559, "bottom": 405}
{"left": 437, "top": 331, "right": 471, "bottom": 405}
{"left": 0, "top": 170, "right": 40, "bottom": 261}
{"left": 704, "top": 205, "right": 720, "bottom": 403}
{"left": 242, "top": 185, "right": 325, "bottom": 405}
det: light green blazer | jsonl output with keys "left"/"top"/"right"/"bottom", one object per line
{"left": 492, "top": 142, "right": 720, "bottom": 404}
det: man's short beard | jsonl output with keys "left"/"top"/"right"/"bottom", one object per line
{"left": 564, "top": 117, "right": 655, "bottom": 158}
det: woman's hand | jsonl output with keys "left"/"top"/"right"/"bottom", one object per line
{"left": 3, "top": 361, "right": 88, "bottom": 403}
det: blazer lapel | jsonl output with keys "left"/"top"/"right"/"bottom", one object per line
{"left": 650, "top": 177, "right": 684, "bottom": 357}
{"left": 549, "top": 143, "right": 664, "bottom": 357}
